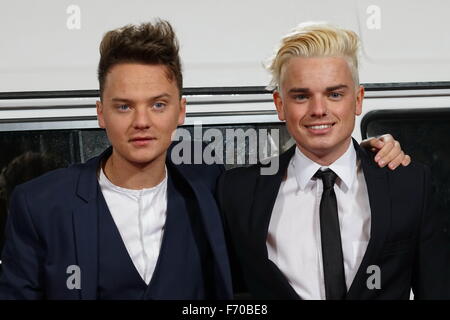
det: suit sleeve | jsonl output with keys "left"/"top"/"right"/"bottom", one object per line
{"left": 0, "top": 186, "right": 44, "bottom": 299}
{"left": 412, "top": 165, "right": 450, "bottom": 299}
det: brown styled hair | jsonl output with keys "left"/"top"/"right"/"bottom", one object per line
{"left": 98, "top": 20, "right": 182, "bottom": 98}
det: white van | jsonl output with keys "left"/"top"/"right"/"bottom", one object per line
{"left": 1, "top": 1, "right": 449, "bottom": 270}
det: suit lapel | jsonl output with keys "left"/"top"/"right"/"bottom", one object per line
{"left": 72, "top": 148, "right": 111, "bottom": 299}
{"left": 251, "top": 146, "right": 295, "bottom": 257}
{"left": 347, "top": 139, "right": 391, "bottom": 298}
{"left": 249, "top": 146, "right": 301, "bottom": 298}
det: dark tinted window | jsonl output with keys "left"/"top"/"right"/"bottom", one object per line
{"left": 361, "top": 108, "right": 450, "bottom": 233}
{"left": 0, "top": 123, "right": 290, "bottom": 254}
{"left": 0, "top": 123, "right": 292, "bottom": 175}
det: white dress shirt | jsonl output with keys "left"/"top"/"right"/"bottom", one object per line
{"left": 267, "top": 142, "right": 371, "bottom": 299}
{"left": 98, "top": 167, "right": 168, "bottom": 285}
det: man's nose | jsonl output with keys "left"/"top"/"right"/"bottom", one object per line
{"left": 310, "top": 95, "right": 328, "bottom": 117}
{"left": 132, "top": 107, "right": 151, "bottom": 129}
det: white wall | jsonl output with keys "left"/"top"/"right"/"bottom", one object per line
{"left": 1, "top": 0, "right": 450, "bottom": 92}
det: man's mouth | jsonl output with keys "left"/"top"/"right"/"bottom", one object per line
{"left": 304, "top": 123, "right": 335, "bottom": 134}
{"left": 129, "top": 136, "right": 156, "bottom": 146}
{"left": 306, "top": 124, "right": 333, "bottom": 130}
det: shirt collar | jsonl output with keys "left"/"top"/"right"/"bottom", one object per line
{"left": 99, "top": 166, "right": 168, "bottom": 196}
{"left": 293, "top": 141, "right": 357, "bottom": 191}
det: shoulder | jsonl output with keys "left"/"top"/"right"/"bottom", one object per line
{"left": 385, "top": 160, "right": 430, "bottom": 181}
{"left": 14, "top": 149, "right": 105, "bottom": 196}
{"left": 216, "top": 165, "right": 262, "bottom": 218}
{"left": 386, "top": 160, "right": 431, "bottom": 190}
{"left": 169, "top": 162, "right": 225, "bottom": 192}
{"left": 218, "top": 145, "right": 294, "bottom": 190}
{"left": 357, "top": 141, "right": 430, "bottom": 186}
{"left": 11, "top": 161, "right": 91, "bottom": 209}
{"left": 15, "top": 166, "right": 74, "bottom": 193}
{"left": 219, "top": 164, "right": 261, "bottom": 190}
{"left": 360, "top": 156, "right": 431, "bottom": 200}
{"left": 176, "top": 162, "right": 223, "bottom": 178}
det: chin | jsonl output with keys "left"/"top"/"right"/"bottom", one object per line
{"left": 126, "top": 157, "right": 159, "bottom": 167}
{"left": 126, "top": 150, "right": 163, "bottom": 165}
{"left": 297, "top": 140, "right": 332, "bottom": 156}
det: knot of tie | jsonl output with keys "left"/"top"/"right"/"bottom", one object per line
{"left": 314, "top": 169, "right": 338, "bottom": 190}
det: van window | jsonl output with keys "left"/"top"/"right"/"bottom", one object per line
{"left": 361, "top": 108, "right": 450, "bottom": 234}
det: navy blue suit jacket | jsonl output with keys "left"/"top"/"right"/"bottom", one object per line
{"left": 0, "top": 147, "right": 232, "bottom": 299}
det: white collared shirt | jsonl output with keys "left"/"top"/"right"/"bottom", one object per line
{"left": 267, "top": 141, "right": 371, "bottom": 299}
{"left": 98, "top": 168, "right": 168, "bottom": 285}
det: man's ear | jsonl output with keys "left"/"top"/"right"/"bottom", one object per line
{"left": 355, "top": 85, "right": 364, "bottom": 116}
{"left": 178, "top": 97, "right": 187, "bottom": 125}
{"left": 96, "top": 100, "right": 106, "bottom": 128}
{"left": 273, "top": 91, "right": 286, "bottom": 121}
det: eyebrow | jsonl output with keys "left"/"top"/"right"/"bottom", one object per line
{"left": 288, "top": 84, "right": 349, "bottom": 94}
{"left": 325, "top": 84, "right": 348, "bottom": 91}
{"left": 288, "top": 87, "right": 310, "bottom": 94}
{"left": 111, "top": 93, "right": 171, "bottom": 103}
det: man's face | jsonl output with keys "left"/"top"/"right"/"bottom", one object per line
{"left": 274, "top": 56, "right": 364, "bottom": 164}
{"left": 96, "top": 63, "right": 186, "bottom": 167}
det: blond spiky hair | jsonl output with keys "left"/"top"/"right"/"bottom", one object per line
{"left": 266, "top": 22, "right": 360, "bottom": 90}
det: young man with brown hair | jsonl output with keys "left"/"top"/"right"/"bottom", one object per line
{"left": 0, "top": 20, "right": 232, "bottom": 300}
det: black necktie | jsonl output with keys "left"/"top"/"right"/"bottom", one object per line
{"left": 314, "top": 169, "right": 346, "bottom": 300}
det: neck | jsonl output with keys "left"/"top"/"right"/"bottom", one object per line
{"left": 297, "top": 138, "right": 352, "bottom": 166}
{"left": 103, "top": 151, "right": 167, "bottom": 190}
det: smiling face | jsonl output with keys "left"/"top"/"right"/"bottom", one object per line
{"left": 274, "top": 56, "right": 364, "bottom": 165}
{"left": 96, "top": 63, "right": 186, "bottom": 169}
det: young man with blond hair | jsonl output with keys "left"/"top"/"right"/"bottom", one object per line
{"left": 218, "top": 22, "right": 450, "bottom": 300}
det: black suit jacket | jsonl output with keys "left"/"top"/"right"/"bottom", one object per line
{"left": 217, "top": 139, "right": 450, "bottom": 299}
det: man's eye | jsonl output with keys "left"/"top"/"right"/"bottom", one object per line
{"left": 117, "top": 104, "right": 130, "bottom": 111}
{"left": 294, "top": 95, "right": 308, "bottom": 101}
{"left": 329, "top": 92, "right": 343, "bottom": 99}
{"left": 153, "top": 102, "right": 166, "bottom": 110}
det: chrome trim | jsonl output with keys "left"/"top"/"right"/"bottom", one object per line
{"left": 0, "top": 114, "right": 282, "bottom": 132}
{"left": 0, "top": 120, "right": 100, "bottom": 132}
{"left": 1, "top": 88, "right": 450, "bottom": 131}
